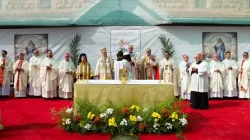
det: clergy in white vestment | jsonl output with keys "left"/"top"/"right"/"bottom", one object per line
{"left": 0, "top": 50, "right": 13, "bottom": 97}
{"left": 95, "top": 48, "right": 114, "bottom": 80}
{"left": 29, "top": 49, "right": 42, "bottom": 96}
{"left": 160, "top": 51, "right": 179, "bottom": 97}
{"left": 222, "top": 51, "right": 238, "bottom": 97}
{"left": 189, "top": 53, "right": 209, "bottom": 109}
{"left": 201, "top": 52, "right": 210, "bottom": 93}
{"left": 127, "top": 45, "right": 139, "bottom": 80}
{"left": 58, "top": 52, "right": 76, "bottom": 99}
{"left": 179, "top": 54, "right": 191, "bottom": 100}
{"left": 140, "top": 48, "right": 159, "bottom": 80}
{"left": 40, "top": 50, "right": 58, "bottom": 98}
{"left": 209, "top": 54, "right": 225, "bottom": 98}
{"left": 238, "top": 52, "right": 250, "bottom": 99}
{"left": 13, "top": 53, "right": 29, "bottom": 98}
{"left": 114, "top": 51, "right": 131, "bottom": 80}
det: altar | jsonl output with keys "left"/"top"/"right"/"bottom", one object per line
{"left": 74, "top": 80, "right": 174, "bottom": 107}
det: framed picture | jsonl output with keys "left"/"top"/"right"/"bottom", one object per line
{"left": 14, "top": 34, "right": 48, "bottom": 61}
{"left": 202, "top": 32, "right": 237, "bottom": 61}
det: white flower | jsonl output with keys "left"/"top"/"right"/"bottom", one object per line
{"left": 106, "top": 108, "right": 113, "bottom": 115}
{"left": 100, "top": 113, "right": 107, "bottom": 118}
{"left": 120, "top": 119, "right": 128, "bottom": 126}
{"left": 179, "top": 118, "right": 188, "bottom": 126}
{"left": 153, "top": 123, "right": 160, "bottom": 130}
{"left": 66, "top": 108, "right": 73, "bottom": 113}
{"left": 143, "top": 108, "right": 148, "bottom": 112}
{"left": 137, "top": 116, "right": 143, "bottom": 122}
{"left": 84, "top": 123, "right": 92, "bottom": 130}
{"left": 165, "top": 123, "right": 172, "bottom": 129}
{"left": 65, "top": 118, "right": 71, "bottom": 125}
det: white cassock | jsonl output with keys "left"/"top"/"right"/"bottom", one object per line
{"left": 95, "top": 56, "right": 114, "bottom": 80}
{"left": 58, "top": 59, "right": 76, "bottom": 99}
{"left": 238, "top": 59, "right": 250, "bottom": 99}
{"left": 13, "top": 60, "right": 29, "bottom": 98}
{"left": 114, "top": 59, "right": 131, "bottom": 80}
{"left": 141, "top": 55, "right": 157, "bottom": 80}
{"left": 160, "top": 58, "right": 180, "bottom": 96}
{"left": 29, "top": 55, "right": 42, "bottom": 96}
{"left": 189, "top": 61, "right": 209, "bottom": 109}
{"left": 189, "top": 61, "right": 209, "bottom": 92}
{"left": 209, "top": 60, "right": 225, "bottom": 98}
{"left": 40, "top": 57, "right": 58, "bottom": 98}
{"left": 222, "top": 59, "right": 238, "bottom": 97}
{"left": 179, "top": 60, "right": 191, "bottom": 100}
{"left": 160, "top": 58, "right": 175, "bottom": 83}
{"left": 0, "top": 57, "right": 12, "bottom": 96}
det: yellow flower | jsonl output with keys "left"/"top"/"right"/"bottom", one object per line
{"left": 170, "top": 112, "right": 178, "bottom": 119}
{"left": 129, "top": 115, "right": 137, "bottom": 122}
{"left": 79, "top": 121, "right": 84, "bottom": 128}
{"left": 130, "top": 105, "right": 140, "bottom": 112}
{"left": 62, "top": 118, "right": 66, "bottom": 125}
{"left": 135, "top": 106, "right": 140, "bottom": 112}
{"left": 151, "top": 112, "right": 161, "bottom": 119}
{"left": 108, "top": 117, "right": 116, "bottom": 126}
{"left": 87, "top": 112, "right": 95, "bottom": 119}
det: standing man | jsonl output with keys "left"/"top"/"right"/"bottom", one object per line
{"left": 13, "top": 53, "right": 29, "bottom": 98}
{"left": 179, "top": 54, "right": 191, "bottom": 100}
{"left": 95, "top": 48, "right": 114, "bottom": 80}
{"left": 0, "top": 50, "right": 12, "bottom": 97}
{"left": 40, "top": 50, "right": 58, "bottom": 99}
{"left": 189, "top": 53, "right": 209, "bottom": 109}
{"left": 238, "top": 52, "right": 250, "bottom": 99}
{"left": 161, "top": 51, "right": 176, "bottom": 83}
{"left": 76, "top": 53, "right": 94, "bottom": 80}
{"left": 160, "top": 51, "right": 179, "bottom": 97}
{"left": 114, "top": 51, "right": 131, "bottom": 80}
{"left": 127, "top": 45, "right": 139, "bottom": 80}
{"left": 222, "top": 52, "right": 238, "bottom": 97}
{"left": 29, "top": 49, "right": 42, "bottom": 97}
{"left": 58, "top": 52, "right": 75, "bottom": 99}
{"left": 141, "top": 48, "right": 158, "bottom": 80}
{"left": 209, "top": 54, "right": 225, "bottom": 98}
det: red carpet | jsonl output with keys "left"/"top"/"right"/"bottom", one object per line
{"left": 1, "top": 98, "right": 250, "bottom": 140}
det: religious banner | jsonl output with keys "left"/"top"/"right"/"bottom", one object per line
{"left": 110, "top": 30, "right": 141, "bottom": 59}
{"left": 14, "top": 34, "right": 48, "bottom": 61}
{"left": 202, "top": 32, "right": 237, "bottom": 61}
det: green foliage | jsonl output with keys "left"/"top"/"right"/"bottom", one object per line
{"left": 69, "top": 33, "right": 81, "bottom": 66}
{"left": 158, "top": 34, "right": 175, "bottom": 57}
{"left": 51, "top": 98, "right": 188, "bottom": 137}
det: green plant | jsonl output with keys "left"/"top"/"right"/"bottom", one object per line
{"left": 51, "top": 98, "right": 188, "bottom": 137}
{"left": 158, "top": 34, "right": 175, "bottom": 57}
{"left": 69, "top": 33, "right": 81, "bottom": 66}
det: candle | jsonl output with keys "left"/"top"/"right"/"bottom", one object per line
{"left": 83, "top": 64, "right": 85, "bottom": 76}
{"left": 87, "top": 64, "right": 89, "bottom": 74}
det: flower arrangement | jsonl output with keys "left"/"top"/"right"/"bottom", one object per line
{"left": 51, "top": 98, "right": 188, "bottom": 137}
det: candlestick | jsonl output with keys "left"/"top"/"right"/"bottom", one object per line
{"left": 159, "top": 66, "right": 162, "bottom": 83}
